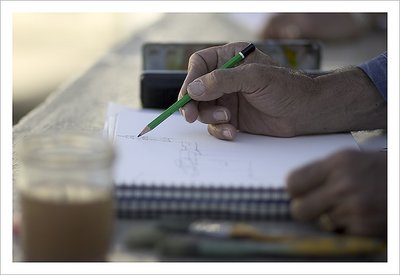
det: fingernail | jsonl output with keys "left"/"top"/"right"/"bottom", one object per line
{"left": 291, "top": 200, "right": 301, "bottom": 213}
{"left": 290, "top": 199, "right": 304, "bottom": 220}
{"left": 187, "top": 79, "right": 205, "bottom": 96}
{"left": 213, "top": 110, "right": 228, "bottom": 121}
{"left": 222, "top": 129, "right": 233, "bottom": 139}
{"left": 180, "top": 108, "right": 186, "bottom": 118}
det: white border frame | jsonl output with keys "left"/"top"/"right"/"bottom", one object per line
{"left": 1, "top": 1, "right": 399, "bottom": 274}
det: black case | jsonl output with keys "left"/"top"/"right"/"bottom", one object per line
{"left": 140, "top": 41, "right": 322, "bottom": 109}
{"left": 140, "top": 71, "right": 187, "bottom": 109}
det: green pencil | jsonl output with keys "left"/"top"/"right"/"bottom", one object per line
{"left": 137, "top": 43, "right": 256, "bottom": 137}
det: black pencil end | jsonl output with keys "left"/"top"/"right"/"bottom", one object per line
{"left": 241, "top": 43, "right": 256, "bottom": 57}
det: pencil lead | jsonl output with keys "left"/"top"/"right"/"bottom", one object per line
{"left": 137, "top": 126, "right": 151, "bottom": 138}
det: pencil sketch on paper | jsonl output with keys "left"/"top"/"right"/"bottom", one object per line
{"left": 175, "top": 140, "right": 202, "bottom": 177}
{"left": 115, "top": 134, "right": 255, "bottom": 180}
{"left": 109, "top": 106, "right": 360, "bottom": 188}
{"left": 116, "top": 134, "right": 173, "bottom": 143}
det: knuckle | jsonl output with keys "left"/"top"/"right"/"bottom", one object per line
{"left": 203, "top": 71, "right": 220, "bottom": 92}
{"left": 224, "top": 42, "right": 250, "bottom": 54}
{"left": 188, "top": 52, "right": 202, "bottom": 65}
{"left": 331, "top": 178, "right": 351, "bottom": 196}
{"left": 187, "top": 53, "right": 199, "bottom": 71}
{"left": 207, "top": 70, "right": 218, "bottom": 83}
{"left": 290, "top": 199, "right": 309, "bottom": 221}
{"left": 188, "top": 52, "right": 210, "bottom": 73}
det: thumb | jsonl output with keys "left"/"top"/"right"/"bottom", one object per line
{"left": 187, "top": 64, "right": 267, "bottom": 101}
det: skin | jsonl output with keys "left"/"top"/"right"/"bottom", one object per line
{"left": 287, "top": 150, "right": 387, "bottom": 238}
{"left": 178, "top": 42, "right": 387, "bottom": 238}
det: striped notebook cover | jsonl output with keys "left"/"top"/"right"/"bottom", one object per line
{"left": 105, "top": 103, "right": 359, "bottom": 220}
{"left": 115, "top": 184, "right": 290, "bottom": 220}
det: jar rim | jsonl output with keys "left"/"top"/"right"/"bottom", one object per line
{"left": 16, "top": 132, "right": 115, "bottom": 169}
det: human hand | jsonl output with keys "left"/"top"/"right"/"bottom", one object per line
{"left": 179, "top": 42, "right": 386, "bottom": 140}
{"left": 286, "top": 150, "right": 387, "bottom": 238}
{"left": 178, "top": 42, "right": 317, "bottom": 140}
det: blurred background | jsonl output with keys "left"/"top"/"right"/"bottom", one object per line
{"left": 13, "top": 13, "right": 162, "bottom": 124}
{"left": 13, "top": 13, "right": 387, "bottom": 125}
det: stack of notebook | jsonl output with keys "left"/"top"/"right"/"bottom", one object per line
{"left": 104, "top": 102, "right": 359, "bottom": 220}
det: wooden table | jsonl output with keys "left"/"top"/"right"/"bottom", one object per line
{"left": 13, "top": 13, "right": 387, "bottom": 262}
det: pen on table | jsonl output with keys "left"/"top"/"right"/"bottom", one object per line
{"left": 157, "top": 219, "right": 292, "bottom": 241}
{"left": 137, "top": 43, "right": 256, "bottom": 137}
{"left": 158, "top": 235, "right": 385, "bottom": 258}
{"left": 124, "top": 220, "right": 385, "bottom": 258}
{"left": 154, "top": 219, "right": 386, "bottom": 257}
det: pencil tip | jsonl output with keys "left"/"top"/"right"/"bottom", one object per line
{"left": 137, "top": 126, "right": 151, "bottom": 138}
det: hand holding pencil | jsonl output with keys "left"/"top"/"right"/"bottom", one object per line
{"left": 177, "top": 42, "right": 387, "bottom": 239}
{"left": 179, "top": 42, "right": 385, "bottom": 140}
{"left": 178, "top": 41, "right": 315, "bottom": 140}
{"left": 138, "top": 42, "right": 256, "bottom": 137}
{"left": 136, "top": 42, "right": 388, "bottom": 240}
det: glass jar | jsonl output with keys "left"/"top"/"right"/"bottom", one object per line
{"left": 16, "top": 132, "right": 115, "bottom": 261}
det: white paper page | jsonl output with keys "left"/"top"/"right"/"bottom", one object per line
{"left": 112, "top": 109, "right": 359, "bottom": 188}
{"left": 103, "top": 102, "right": 143, "bottom": 140}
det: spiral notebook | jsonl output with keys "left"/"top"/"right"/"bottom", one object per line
{"left": 105, "top": 103, "right": 359, "bottom": 220}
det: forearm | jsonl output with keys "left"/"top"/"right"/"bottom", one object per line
{"left": 298, "top": 67, "right": 387, "bottom": 134}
